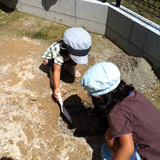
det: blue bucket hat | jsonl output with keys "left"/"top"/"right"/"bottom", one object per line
{"left": 62, "top": 27, "right": 91, "bottom": 64}
{"left": 80, "top": 62, "right": 121, "bottom": 96}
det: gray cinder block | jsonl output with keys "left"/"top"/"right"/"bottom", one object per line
{"left": 130, "top": 22, "right": 148, "bottom": 49}
{"left": 144, "top": 31, "right": 160, "bottom": 61}
{"left": 49, "top": 0, "right": 76, "bottom": 16}
{"left": 21, "top": 0, "right": 43, "bottom": 8}
{"left": 76, "top": 0, "right": 108, "bottom": 24}
{"left": 76, "top": 18, "right": 106, "bottom": 35}
{"left": 107, "top": 7, "right": 133, "bottom": 40}
{"left": 46, "top": 11, "right": 75, "bottom": 27}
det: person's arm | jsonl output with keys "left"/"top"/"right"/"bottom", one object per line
{"left": 112, "top": 134, "right": 134, "bottom": 160}
{"left": 105, "top": 128, "right": 118, "bottom": 155}
{"left": 53, "top": 63, "right": 61, "bottom": 100}
{"left": 105, "top": 128, "right": 134, "bottom": 160}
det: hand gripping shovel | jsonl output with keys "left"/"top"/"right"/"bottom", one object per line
{"left": 57, "top": 92, "right": 72, "bottom": 123}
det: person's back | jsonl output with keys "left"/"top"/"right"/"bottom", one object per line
{"left": 109, "top": 89, "right": 160, "bottom": 159}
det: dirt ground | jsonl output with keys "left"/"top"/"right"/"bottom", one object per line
{"left": 0, "top": 9, "right": 160, "bottom": 160}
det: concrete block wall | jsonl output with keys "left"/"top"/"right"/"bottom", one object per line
{"left": 1, "top": 0, "right": 160, "bottom": 78}
{"left": 106, "top": 5, "right": 160, "bottom": 77}
{"left": 46, "top": 0, "right": 76, "bottom": 27}
{"left": 76, "top": 0, "right": 108, "bottom": 34}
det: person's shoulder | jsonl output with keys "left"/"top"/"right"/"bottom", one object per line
{"left": 51, "top": 41, "right": 61, "bottom": 52}
{"left": 133, "top": 89, "right": 146, "bottom": 99}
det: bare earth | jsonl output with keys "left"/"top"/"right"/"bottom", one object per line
{"left": 0, "top": 10, "right": 160, "bottom": 160}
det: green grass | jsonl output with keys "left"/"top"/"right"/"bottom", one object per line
{"left": 0, "top": 10, "right": 21, "bottom": 22}
{"left": 0, "top": 11, "right": 68, "bottom": 43}
{"left": 26, "top": 25, "right": 67, "bottom": 43}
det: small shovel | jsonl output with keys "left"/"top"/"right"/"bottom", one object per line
{"left": 57, "top": 92, "right": 72, "bottom": 123}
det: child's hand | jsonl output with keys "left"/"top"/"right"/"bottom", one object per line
{"left": 43, "top": 59, "right": 48, "bottom": 65}
{"left": 54, "top": 88, "right": 61, "bottom": 101}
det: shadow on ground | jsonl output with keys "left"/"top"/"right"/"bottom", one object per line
{"left": 0, "top": 157, "right": 15, "bottom": 160}
{"left": 57, "top": 94, "right": 110, "bottom": 159}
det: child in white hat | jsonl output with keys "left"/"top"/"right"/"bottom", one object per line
{"left": 81, "top": 62, "right": 160, "bottom": 160}
{"left": 41, "top": 27, "right": 91, "bottom": 100}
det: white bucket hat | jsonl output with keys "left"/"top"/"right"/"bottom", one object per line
{"left": 62, "top": 27, "right": 91, "bottom": 64}
{"left": 81, "top": 62, "right": 121, "bottom": 96}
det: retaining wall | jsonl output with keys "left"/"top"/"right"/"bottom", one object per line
{"left": 1, "top": 0, "right": 160, "bottom": 78}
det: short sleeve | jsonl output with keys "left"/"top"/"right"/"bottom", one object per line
{"left": 41, "top": 43, "right": 54, "bottom": 60}
{"left": 52, "top": 43, "right": 64, "bottom": 65}
{"left": 54, "top": 53, "right": 64, "bottom": 65}
{"left": 108, "top": 112, "right": 133, "bottom": 139}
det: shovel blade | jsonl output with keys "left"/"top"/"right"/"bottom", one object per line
{"left": 62, "top": 106, "right": 72, "bottom": 123}
{"left": 57, "top": 92, "right": 72, "bottom": 123}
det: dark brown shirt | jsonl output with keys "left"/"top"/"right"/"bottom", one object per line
{"left": 108, "top": 90, "right": 160, "bottom": 160}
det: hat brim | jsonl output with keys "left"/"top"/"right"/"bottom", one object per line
{"left": 70, "top": 54, "right": 88, "bottom": 64}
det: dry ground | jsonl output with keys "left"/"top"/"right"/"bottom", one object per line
{"left": 0, "top": 10, "right": 160, "bottom": 160}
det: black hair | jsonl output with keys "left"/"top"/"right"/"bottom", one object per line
{"left": 57, "top": 40, "right": 70, "bottom": 59}
{"left": 92, "top": 80, "right": 134, "bottom": 118}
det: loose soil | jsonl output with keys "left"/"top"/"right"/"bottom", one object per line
{"left": 0, "top": 9, "right": 160, "bottom": 160}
